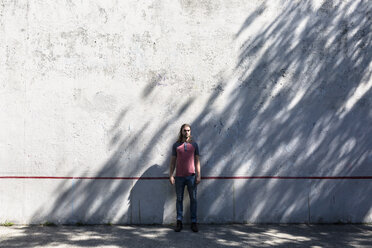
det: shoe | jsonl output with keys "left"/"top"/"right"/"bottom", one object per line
{"left": 191, "top": 222, "right": 198, "bottom": 232}
{"left": 175, "top": 220, "right": 182, "bottom": 232}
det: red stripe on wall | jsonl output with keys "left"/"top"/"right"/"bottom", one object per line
{"left": 0, "top": 176, "right": 372, "bottom": 180}
{"left": 203, "top": 176, "right": 372, "bottom": 180}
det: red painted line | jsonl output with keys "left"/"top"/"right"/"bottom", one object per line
{"left": 202, "top": 176, "right": 372, "bottom": 180}
{"left": 0, "top": 176, "right": 372, "bottom": 180}
{"left": 0, "top": 176, "right": 168, "bottom": 180}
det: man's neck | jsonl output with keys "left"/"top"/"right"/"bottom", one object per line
{"left": 182, "top": 137, "right": 190, "bottom": 143}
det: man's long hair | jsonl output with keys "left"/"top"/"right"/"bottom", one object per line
{"left": 177, "top": 123, "right": 192, "bottom": 143}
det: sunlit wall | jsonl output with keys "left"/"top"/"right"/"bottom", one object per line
{"left": 1, "top": 0, "right": 371, "bottom": 224}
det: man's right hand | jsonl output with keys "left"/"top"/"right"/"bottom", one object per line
{"left": 169, "top": 176, "right": 175, "bottom": 185}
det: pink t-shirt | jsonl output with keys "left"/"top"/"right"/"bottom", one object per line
{"left": 172, "top": 141, "right": 200, "bottom": 177}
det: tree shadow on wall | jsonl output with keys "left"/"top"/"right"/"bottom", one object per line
{"left": 192, "top": 0, "right": 372, "bottom": 224}
{"left": 25, "top": 0, "right": 372, "bottom": 241}
{"left": 28, "top": 95, "right": 197, "bottom": 224}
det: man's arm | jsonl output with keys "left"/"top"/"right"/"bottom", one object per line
{"left": 169, "top": 156, "right": 176, "bottom": 185}
{"left": 195, "top": 155, "right": 201, "bottom": 184}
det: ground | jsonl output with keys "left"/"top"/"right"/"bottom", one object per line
{"left": 1, "top": 224, "right": 372, "bottom": 247}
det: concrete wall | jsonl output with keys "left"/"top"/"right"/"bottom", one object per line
{"left": 1, "top": 0, "right": 371, "bottom": 224}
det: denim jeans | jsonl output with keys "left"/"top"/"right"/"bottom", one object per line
{"left": 175, "top": 174, "right": 197, "bottom": 223}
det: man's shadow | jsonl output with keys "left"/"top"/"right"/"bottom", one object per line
{"left": 128, "top": 164, "right": 173, "bottom": 224}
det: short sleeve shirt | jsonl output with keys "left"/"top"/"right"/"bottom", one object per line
{"left": 172, "top": 141, "right": 200, "bottom": 177}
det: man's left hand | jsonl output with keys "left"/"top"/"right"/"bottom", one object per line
{"left": 196, "top": 176, "right": 201, "bottom": 184}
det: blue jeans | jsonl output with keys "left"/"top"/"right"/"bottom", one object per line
{"left": 175, "top": 175, "right": 197, "bottom": 223}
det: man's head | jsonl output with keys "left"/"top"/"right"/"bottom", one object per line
{"left": 178, "top": 123, "right": 192, "bottom": 142}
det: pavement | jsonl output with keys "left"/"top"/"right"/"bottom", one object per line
{"left": 1, "top": 224, "right": 372, "bottom": 247}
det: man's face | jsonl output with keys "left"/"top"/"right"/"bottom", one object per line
{"left": 182, "top": 126, "right": 191, "bottom": 138}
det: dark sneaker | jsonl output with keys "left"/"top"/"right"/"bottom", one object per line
{"left": 175, "top": 220, "right": 182, "bottom": 232}
{"left": 191, "top": 222, "right": 198, "bottom": 232}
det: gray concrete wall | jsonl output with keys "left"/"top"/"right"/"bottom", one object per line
{"left": 1, "top": 0, "right": 371, "bottom": 224}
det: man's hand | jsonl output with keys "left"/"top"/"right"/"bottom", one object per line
{"left": 196, "top": 175, "right": 201, "bottom": 185}
{"left": 169, "top": 156, "right": 176, "bottom": 185}
{"left": 169, "top": 176, "right": 175, "bottom": 185}
{"left": 195, "top": 155, "right": 201, "bottom": 185}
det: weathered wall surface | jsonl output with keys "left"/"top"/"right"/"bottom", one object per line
{"left": 1, "top": 0, "right": 371, "bottom": 224}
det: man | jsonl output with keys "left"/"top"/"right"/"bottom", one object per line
{"left": 169, "top": 123, "right": 201, "bottom": 232}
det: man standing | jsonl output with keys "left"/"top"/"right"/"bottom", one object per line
{"left": 169, "top": 124, "right": 201, "bottom": 232}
